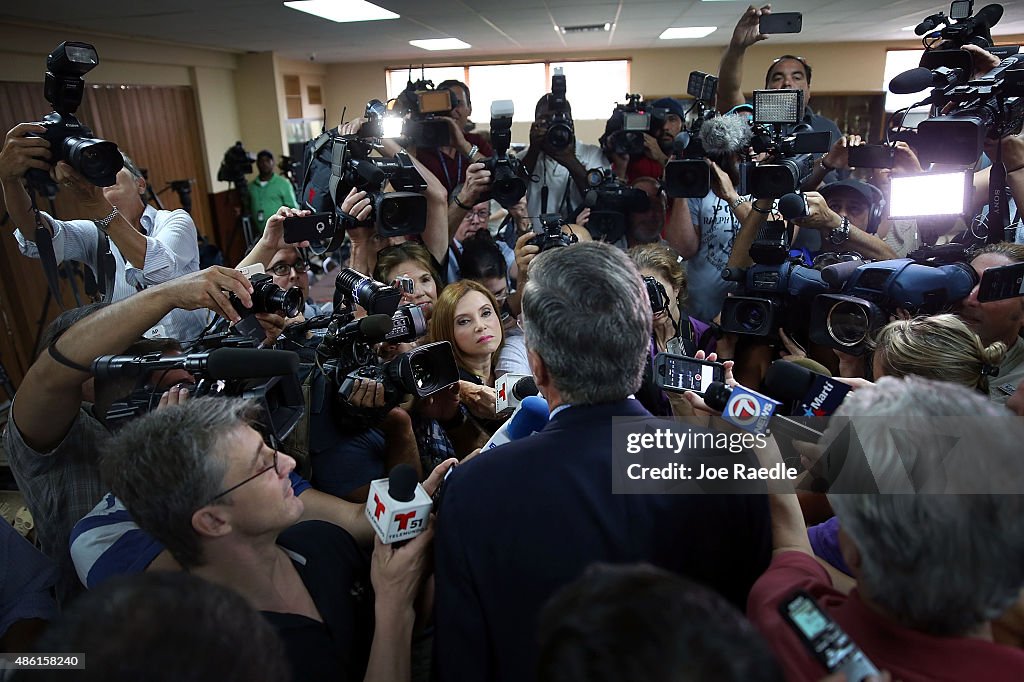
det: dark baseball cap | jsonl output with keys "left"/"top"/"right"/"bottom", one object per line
{"left": 651, "top": 97, "right": 685, "bottom": 119}
{"left": 819, "top": 179, "right": 879, "bottom": 206}
{"left": 256, "top": 149, "right": 274, "bottom": 160}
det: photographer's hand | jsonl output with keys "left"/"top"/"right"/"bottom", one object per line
{"left": 514, "top": 231, "right": 541, "bottom": 283}
{"left": 708, "top": 159, "right": 740, "bottom": 202}
{"left": 642, "top": 133, "right": 669, "bottom": 166}
{"left": 0, "top": 123, "right": 50, "bottom": 181}
{"left": 341, "top": 187, "right": 373, "bottom": 224}
{"left": 731, "top": 4, "right": 771, "bottom": 49}
{"left": 823, "top": 134, "right": 862, "bottom": 171}
{"left": 439, "top": 116, "right": 472, "bottom": 157}
{"left": 350, "top": 377, "right": 387, "bottom": 409}
{"left": 237, "top": 205, "right": 310, "bottom": 271}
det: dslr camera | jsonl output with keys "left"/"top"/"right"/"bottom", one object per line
{"left": 582, "top": 168, "right": 650, "bottom": 243}
{"left": 529, "top": 214, "right": 578, "bottom": 251}
{"left": 25, "top": 41, "right": 124, "bottom": 194}
{"left": 544, "top": 68, "right": 575, "bottom": 150}
{"left": 481, "top": 100, "right": 530, "bottom": 208}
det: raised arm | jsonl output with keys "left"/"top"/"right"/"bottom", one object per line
{"left": 718, "top": 5, "right": 772, "bottom": 113}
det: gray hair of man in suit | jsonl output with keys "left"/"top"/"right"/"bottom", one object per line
{"left": 521, "top": 241, "right": 651, "bottom": 405}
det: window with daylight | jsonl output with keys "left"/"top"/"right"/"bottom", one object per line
{"left": 386, "top": 60, "right": 629, "bottom": 122}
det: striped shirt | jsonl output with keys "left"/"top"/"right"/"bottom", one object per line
{"left": 15, "top": 205, "right": 209, "bottom": 342}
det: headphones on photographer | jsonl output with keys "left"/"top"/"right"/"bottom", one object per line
{"left": 824, "top": 182, "right": 886, "bottom": 235}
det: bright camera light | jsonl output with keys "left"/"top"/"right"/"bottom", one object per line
{"left": 889, "top": 171, "right": 968, "bottom": 218}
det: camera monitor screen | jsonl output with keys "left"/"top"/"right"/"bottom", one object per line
{"left": 889, "top": 171, "right": 969, "bottom": 218}
{"left": 623, "top": 111, "right": 651, "bottom": 131}
{"left": 417, "top": 90, "right": 452, "bottom": 114}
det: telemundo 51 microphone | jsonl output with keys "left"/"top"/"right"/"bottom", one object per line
{"left": 703, "top": 382, "right": 823, "bottom": 443}
{"left": 494, "top": 373, "right": 539, "bottom": 417}
{"left": 364, "top": 463, "right": 433, "bottom": 544}
{"left": 483, "top": 395, "right": 549, "bottom": 450}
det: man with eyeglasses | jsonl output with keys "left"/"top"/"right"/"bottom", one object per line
{"left": 717, "top": 5, "right": 842, "bottom": 146}
{"left": 101, "top": 396, "right": 442, "bottom": 682}
{"left": 446, "top": 174, "right": 517, "bottom": 284}
{"left": 267, "top": 245, "right": 331, "bottom": 318}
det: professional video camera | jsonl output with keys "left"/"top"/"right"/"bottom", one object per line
{"left": 808, "top": 257, "right": 979, "bottom": 354}
{"left": 315, "top": 270, "right": 459, "bottom": 428}
{"left": 545, "top": 67, "right": 575, "bottom": 150}
{"left": 719, "top": 220, "right": 831, "bottom": 337}
{"left": 299, "top": 131, "right": 428, "bottom": 241}
{"left": 914, "top": 2, "right": 1005, "bottom": 51}
{"left": 582, "top": 168, "right": 650, "bottom": 242}
{"left": 604, "top": 94, "right": 668, "bottom": 157}
{"left": 396, "top": 78, "right": 457, "bottom": 148}
{"left": 664, "top": 71, "right": 722, "bottom": 199}
{"left": 528, "top": 214, "right": 578, "bottom": 251}
{"left": 480, "top": 100, "right": 529, "bottom": 208}
{"left": 217, "top": 141, "right": 255, "bottom": 185}
{"left": 94, "top": 347, "right": 304, "bottom": 438}
{"left": 745, "top": 89, "right": 831, "bottom": 198}
{"left": 25, "top": 42, "right": 123, "bottom": 194}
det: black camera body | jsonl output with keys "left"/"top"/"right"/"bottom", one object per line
{"left": 529, "top": 214, "right": 578, "bottom": 251}
{"left": 605, "top": 94, "right": 668, "bottom": 157}
{"left": 747, "top": 123, "right": 831, "bottom": 199}
{"left": 644, "top": 275, "right": 669, "bottom": 314}
{"left": 229, "top": 273, "right": 304, "bottom": 320}
{"left": 329, "top": 137, "right": 428, "bottom": 238}
{"left": 400, "top": 80, "right": 457, "bottom": 148}
{"left": 582, "top": 168, "right": 651, "bottom": 243}
{"left": 25, "top": 42, "right": 123, "bottom": 193}
{"left": 481, "top": 101, "right": 530, "bottom": 208}
{"left": 333, "top": 267, "right": 403, "bottom": 316}
{"left": 808, "top": 258, "right": 979, "bottom": 354}
{"left": 545, "top": 70, "right": 575, "bottom": 150}
{"left": 217, "top": 141, "right": 255, "bottom": 185}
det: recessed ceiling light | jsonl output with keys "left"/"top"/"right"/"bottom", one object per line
{"left": 659, "top": 26, "right": 717, "bottom": 40}
{"left": 557, "top": 23, "right": 612, "bottom": 34}
{"left": 409, "top": 38, "right": 472, "bottom": 51}
{"left": 283, "top": 0, "right": 399, "bottom": 23}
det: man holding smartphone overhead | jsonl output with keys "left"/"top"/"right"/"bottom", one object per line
{"left": 717, "top": 5, "right": 842, "bottom": 147}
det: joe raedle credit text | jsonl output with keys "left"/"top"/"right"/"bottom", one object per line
{"left": 612, "top": 419, "right": 798, "bottom": 494}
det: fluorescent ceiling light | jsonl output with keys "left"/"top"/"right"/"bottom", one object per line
{"left": 283, "top": 0, "right": 399, "bottom": 23}
{"left": 409, "top": 38, "right": 472, "bottom": 51}
{"left": 659, "top": 26, "right": 717, "bottom": 39}
{"left": 901, "top": 25, "right": 917, "bottom": 31}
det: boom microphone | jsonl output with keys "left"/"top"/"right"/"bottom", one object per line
{"left": 888, "top": 66, "right": 968, "bottom": 95}
{"left": 329, "top": 314, "right": 394, "bottom": 343}
{"left": 698, "top": 113, "right": 753, "bottom": 157}
{"left": 92, "top": 347, "right": 300, "bottom": 381}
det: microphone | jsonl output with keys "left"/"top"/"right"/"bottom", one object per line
{"left": 364, "top": 463, "right": 433, "bottom": 544}
{"left": 704, "top": 382, "right": 823, "bottom": 442}
{"left": 92, "top": 348, "right": 300, "bottom": 381}
{"left": 888, "top": 66, "right": 968, "bottom": 95}
{"left": 483, "top": 395, "right": 549, "bottom": 450}
{"left": 777, "top": 192, "right": 809, "bottom": 220}
{"left": 494, "top": 373, "right": 539, "bottom": 417}
{"left": 914, "top": 12, "right": 946, "bottom": 36}
{"left": 329, "top": 314, "right": 394, "bottom": 342}
{"left": 820, "top": 260, "right": 864, "bottom": 288}
{"left": 762, "top": 360, "right": 851, "bottom": 417}
{"left": 697, "top": 114, "right": 753, "bottom": 157}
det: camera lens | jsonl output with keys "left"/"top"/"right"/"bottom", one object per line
{"left": 65, "top": 138, "right": 123, "bottom": 187}
{"left": 736, "top": 300, "right": 768, "bottom": 333}
{"left": 827, "top": 300, "right": 870, "bottom": 346}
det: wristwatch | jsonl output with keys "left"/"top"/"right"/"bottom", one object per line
{"left": 465, "top": 144, "right": 479, "bottom": 160}
{"left": 92, "top": 206, "right": 120, "bottom": 233}
{"left": 828, "top": 216, "right": 851, "bottom": 245}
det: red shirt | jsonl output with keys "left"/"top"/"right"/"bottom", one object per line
{"left": 625, "top": 155, "right": 664, "bottom": 184}
{"left": 747, "top": 551, "right": 1024, "bottom": 682}
{"left": 416, "top": 132, "right": 493, "bottom": 195}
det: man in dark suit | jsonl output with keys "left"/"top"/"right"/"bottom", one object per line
{"left": 433, "top": 241, "right": 772, "bottom": 682}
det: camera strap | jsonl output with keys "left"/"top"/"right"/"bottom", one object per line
{"left": 29, "top": 196, "right": 65, "bottom": 309}
{"left": 95, "top": 229, "right": 116, "bottom": 301}
{"left": 435, "top": 148, "right": 462, "bottom": 190}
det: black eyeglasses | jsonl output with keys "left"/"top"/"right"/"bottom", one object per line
{"left": 203, "top": 439, "right": 280, "bottom": 506}
{"left": 268, "top": 260, "right": 310, "bottom": 277}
